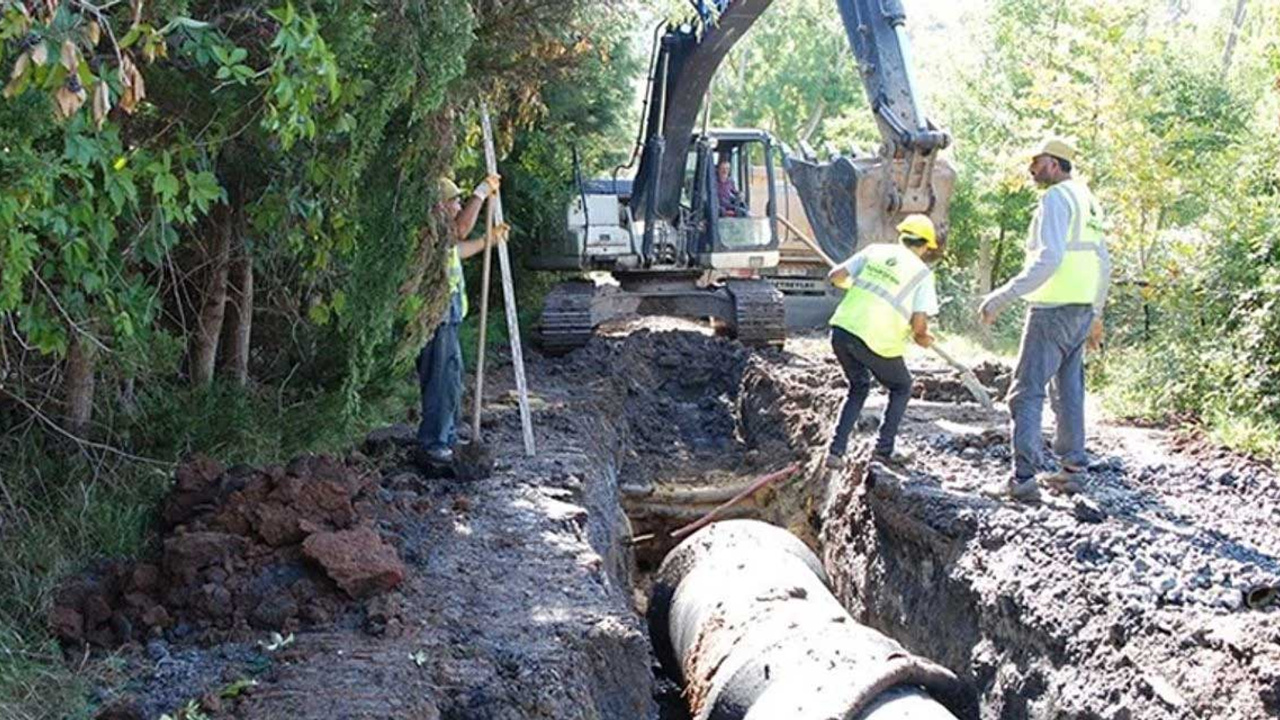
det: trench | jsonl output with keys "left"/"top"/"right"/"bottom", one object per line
{"left": 595, "top": 330, "right": 982, "bottom": 719}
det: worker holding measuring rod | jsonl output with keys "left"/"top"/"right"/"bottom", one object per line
{"left": 824, "top": 214, "right": 941, "bottom": 470}
{"left": 415, "top": 173, "right": 506, "bottom": 467}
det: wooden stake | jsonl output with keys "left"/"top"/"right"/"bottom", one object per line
{"left": 471, "top": 200, "right": 496, "bottom": 440}
{"left": 479, "top": 102, "right": 536, "bottom": 457}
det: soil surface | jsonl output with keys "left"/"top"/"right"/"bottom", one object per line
{"left": 752, "top": 336, "right": 1280, "bottom": 720}
{"left": 56, "top": 323, "right": 1280, "bottom": 720}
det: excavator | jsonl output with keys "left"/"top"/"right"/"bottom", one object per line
{"left": 530, "top": 0, "right": 955, "bottom": 353}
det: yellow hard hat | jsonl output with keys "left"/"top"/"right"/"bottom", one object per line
{"left": 437, "top": 177, "right": 462, "bottom": 202}
{"left": 897, "top": 214, "right": 938, "bottom": 250}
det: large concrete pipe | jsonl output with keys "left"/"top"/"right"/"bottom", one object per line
{"left": 649, "top": 520, "right": 976, "bottom": 719}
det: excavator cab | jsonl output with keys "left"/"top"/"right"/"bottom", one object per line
{"left": 684, "top": 131, "right": 780, "bottom": 270}
{"left": 677, "top": 130, "right": 780, "bottom": 271}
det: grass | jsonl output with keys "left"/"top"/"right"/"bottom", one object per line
{"left": 0, "top": 440, "right": 170, "bottom": 720}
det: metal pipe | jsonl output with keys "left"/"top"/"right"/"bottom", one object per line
{"left": 649, "top": 520, "right": 975, "bottom": 720}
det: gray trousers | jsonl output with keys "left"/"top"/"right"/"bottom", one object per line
{"left": 1008, "top": 305, "right": 1094, "bottom": 479}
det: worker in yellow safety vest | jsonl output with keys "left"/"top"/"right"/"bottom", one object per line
{"left": 979, "top": 136, "right": 1111, "bottom": 502}
{"left": 824, "top": 214, "right": 940, "bottom": 470}
{"left": 416, "top": 173, "right": 505, "bottom": 466}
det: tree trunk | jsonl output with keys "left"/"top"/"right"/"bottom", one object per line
{"left": 63, "top": 331, "right": 96, "bottom": 435}
{"left": 977, "top": 227, "right": 1000, "bottom": 296}
{"left": 191, "top": 205, "right": 232, "bottom": 386}
{"left": 991, "top": 226, "right": 1009, "bottom": 289}
{"left": 1220, "top": 0, "right": 1248, "bottom": 80}
{"left": 799, "top": 98, "right": 826, "bottom": 145}
{"left": 222, "top": 233, "right": 253, "bottom": 386}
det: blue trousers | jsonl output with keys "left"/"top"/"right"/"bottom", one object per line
{"left": 417, "top": 320, "right": 463, "bottom": 452}
{"left": 1008, "top": 305, "right": 1094, "bottom": 479}
{"left": 829, "top": 327, "right": 913, "bottom": 457}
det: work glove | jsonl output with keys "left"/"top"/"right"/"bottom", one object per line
{"left": 1086, "top": 317, "right": 1104, "bottom": 351}
{"left": 977, "top": 294, "right": 1001, "bottom": 326}
{"left": 473, "top": 173, "right": 502, "bottom": 200}
{"left": 487, "top": 222, "right": 511, "bottom": 244}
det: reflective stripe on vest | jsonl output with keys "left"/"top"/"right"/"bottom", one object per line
{"left": 1025, "top": 180, "right": 1105, "bottom": 305}
{"left": 448, "top": 245, "right": 468, "bottom": 318}
{"left": 829, "top": 244, "right": 931, "bottom": 359}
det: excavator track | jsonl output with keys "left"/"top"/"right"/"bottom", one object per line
{"left": 726, "top": 279, "right": 785, "bottom": 348}
{"left": 535, "top": 281, "right": 598, "bottom": 355}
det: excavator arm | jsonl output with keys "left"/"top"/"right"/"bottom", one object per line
{"left": 631, "top": 0, "right": 954, "bottom": 262}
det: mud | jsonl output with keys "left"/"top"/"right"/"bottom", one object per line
{"left": 739, "top": 342, "right": 1280, "bottom": 720}
{"left": 56, "top": 327, "right": 1280, "bottom": 720}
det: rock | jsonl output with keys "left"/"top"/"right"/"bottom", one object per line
{"left": 302, "top": 527, "right": 405, "bottom": 599}
{"left": 1214, "top": 588, "right": 1244, "bottom": 611}
{"left": 145, "top": 639, "right": 169, "bottom": 662}
{"left": 1210, "top": 468, "right": 1237, "bottom": 487}
{"left": 130, "top": 564, "right": 160, "bottom": 593}
{"left": 1143, "top": 672, "right": 1188, "bottom": 709}
{"left": 363, "top": 423, "right": 417, "bottom": 454}
{"left": 163, "top": 532, "right": 248, "bottom": 578}
{"left": 961, "top": 446, "right": 982, "bottom": 461}
{"left": 1073, "top": 497, "right": 1107, "bottom": 524}
{"left": 48, "top": 605, "right": 84, "bottom": 642}
{"left": 250, "top": 594, "right": 299, "bottom": 629}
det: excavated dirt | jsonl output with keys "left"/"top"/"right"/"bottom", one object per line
{"left": 55, "top": 326, "right": 1280, "bottom": 719}
{"left": 50, "top": 454, "right": 404, "bottom": 655}
{"left": 740, "top": 340, "right": 1280, "bottom": 720}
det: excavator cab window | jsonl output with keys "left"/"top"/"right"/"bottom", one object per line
{"left": 710, "top": 136, "right": 776, "bottom": 252}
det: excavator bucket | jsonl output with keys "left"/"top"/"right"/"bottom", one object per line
{"left": 784, "top": 153, "right": 955, "bottom": 264}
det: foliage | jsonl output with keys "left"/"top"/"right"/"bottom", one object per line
{"left": 706, "top": 0, "right": 868, "bottom": 148}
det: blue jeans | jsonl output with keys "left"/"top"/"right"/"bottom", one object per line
{"left": 417, "top": 319, "right": 463, "bottom": 452}
{"left": 1008, "top": 305, "right": 1094, "bottom": 479}
{"left": 829, "top": 327, "right": 913, "bottom": 457}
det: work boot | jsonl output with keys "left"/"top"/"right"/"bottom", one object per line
{"left": 871, "top": 449, "right": 914, "bottom": 467}
{"left": 982, "top": 476, "right": 1041, "bottom": 503}
{"left": 412, "top": 445, "right": 454, "bottom": 470}
{"left": 1042, "top": 468, "right": 1084, "bottom": 495}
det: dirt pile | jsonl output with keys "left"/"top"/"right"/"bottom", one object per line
{"left": 50, "top": 454, "right": 405, "bottom": 648}
{"left": 913, "top": 360, "right": 1012, "bottom": 403}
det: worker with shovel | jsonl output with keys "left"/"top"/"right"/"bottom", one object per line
{"left": 416, "top": 174, "right": 505, "bottom": 467}
{"left": 825, "top": 214, "right": 940, "bottom": 470}
{"left": 979, "top": 137, "right": 1111, "bottom": 502}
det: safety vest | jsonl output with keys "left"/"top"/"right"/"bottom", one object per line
{"left": 448, "top": 246, "right": 468, "bottom": 317}
{"left": 830, "top": 243, "right": 932, "bottom": 358}
{"left": 1025, "top": 179, "right": 1106, "bottom": 305}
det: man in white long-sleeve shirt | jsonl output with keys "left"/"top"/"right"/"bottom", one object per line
{"left": 979, "top": 137, "right": 1112, "bottom": 502}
